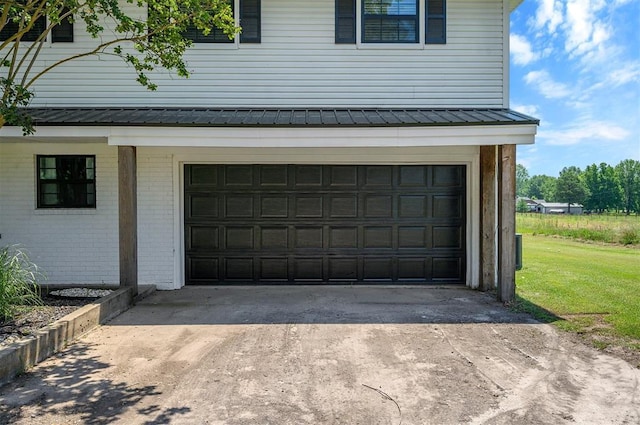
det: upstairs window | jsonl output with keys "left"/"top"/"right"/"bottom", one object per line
{"left": 0, "top": 12, "right": 73, "bottom": 43}
{"left": 336, "top": 0, "right": 445, "bottom": 45}
{"left": 37, "top": 155, "right": 96, "bottom": 209}
{"left": 185, "top": 0, "right": 261, "bottom": 44}
{"left": 362, "top": 0, "right": 418, "bottom": 43}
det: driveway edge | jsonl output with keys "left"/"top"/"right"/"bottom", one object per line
{"left": 0, "top": 285, "right": 156, "bottom": 387}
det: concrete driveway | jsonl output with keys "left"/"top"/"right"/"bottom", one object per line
{"left": 1, "top": 286, "right": 638, "bottom": 425}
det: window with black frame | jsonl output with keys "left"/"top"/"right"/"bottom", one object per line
{"left": 0, "top": 12, "right": 73, "bottom": 42}
{"left": 182, "top": 0, "right": 261, "bottom": 43}
{"left": 362, "top": 0, "right": 418, "bottom": 43}
{"left": 37, "top": 155, "right": 96, "bottom": 208}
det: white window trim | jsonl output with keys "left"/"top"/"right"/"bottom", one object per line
{"left": 356, "top": 0, "right": 427, "bottom": 49}
{"left": 187, "top": 0, "right": 241, "bottom": 50}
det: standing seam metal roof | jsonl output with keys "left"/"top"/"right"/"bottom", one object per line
{"left": 21, "top": 107, "right": 539, "bottom": 127}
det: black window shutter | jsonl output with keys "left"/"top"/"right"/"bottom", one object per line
{"left": 0, "top": 16, "right": 46, "bottom": 42}
{"left": 240, "top": 0, "right": 260, "bottom": 43}
{"left": 335, "top": 0, "right": 356, "bottom": 44}
{"left": 426, "top": 0, "right": 446, "bottom": 44}
{"left": 52, "top": 10, "right": 74, "bottom": 42}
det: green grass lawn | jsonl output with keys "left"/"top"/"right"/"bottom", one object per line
{"left": 516, "top": 235, "right": 640, "bottom": 343}
{"left": 517, "top": 213, "right": 640, "bottom": 245}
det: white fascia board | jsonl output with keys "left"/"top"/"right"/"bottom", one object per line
{"left": 108, "top": 125, "right": 537, "bottom": 147}
{"left": 1, "top": 124, "right": 537, "bottom": 146}
{"left": 0, "top": 125, "right": 110, "bottom": 142}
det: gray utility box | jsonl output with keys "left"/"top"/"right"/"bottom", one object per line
{"left": 516, "top": 233, "right": 523, "bottom": 271}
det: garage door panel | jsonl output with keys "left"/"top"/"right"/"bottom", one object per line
{"left": 225, "top": 258, "right": 254, "bottom": 280}
{"left": 432, "top": 165, "right": 464, "bottom": 187}
{"left": 185, "top": 165, "right": 465, "bottom": 284}
{"left": 188, "top": 195, "right": 220, "bottom": 218}
{"left": 398, "top": 226, "right": 428, "bottom": 248}
{"left": 399, "top": 195, "right": 427, "bottom": 218}
{"left": 433, "top": 226, "right": 462, "bottom": 249}
{"left": 329, "top": 166, "right": 358, "bottom": 187}
{"left": 329, "top": 227, "right": 358, "bottom": 248}
{"left": 225, "top": 165, "right": 253, "bottom": 186}
{"left": 398, "top": 258, "right": 428, "bottom": 280}
{"left": 363, "top": 227, "right": 393, "bottom": 249}
{"left": 295, "top": 227, "right": 323, "bottom": 249}
{"left": 295, "top": 196, "right": 323, "bottom": 218}
{"left": 432, "top": 257, "right": 463, "bottom": 280}
{"left": 225, "top": 196, "right": 254, "bottom": 218}
{"left": 399, "top": 166, "right": 426, "bottom": 186}
{"left": 188, "top": 257, "right": 219, "bottom": 282}
{"left": 329, "top": 196, "right": 358, "bottom": 218}
{"left": 364, "top": 166, "right": 393, "bottom": 186}
{"left": 260, "top": 258, "right": 289, "bottom": 280}
{"left": 433, "top": 195, "right": 462, "bottom": 219}
{"left": 189, "top": 165, "right": 218, "bottom": 186}
{"left": 363, "top": 257, "right": 393, "bottom": 281}
{"left": 293, "top": 257, "right": 324, "bottom": 281}
{"left": 364, "top": 195, "right": 393, "bottom": 218}
{"left": 260, "top": 227, "right": 288, "bottom": 249}
{"left": 260, "top": 196, "right": 288, "bottom": 218}
{"left": 260, "top": 165, "right": 288, "bottom": 187}
{"left": 295, "top": 165, "right": 323, "bottom": 186}
{"left": 328, "top": 257, "right": 358, "bottom": 281}
{"left": 188, "top": 226, "right": 219, "bottom": 250}
{"left": 225, "top": 227, "right": 255, "bottom": 249}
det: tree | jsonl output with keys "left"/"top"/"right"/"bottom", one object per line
{"left": 516, "top": 198, "right": 529, "bottom": 213}
{"left": 1, "top": 0, "right": 238, "bottom": 133}
{"left": 526, "top": 174, "right": 555, "bottom": 201}
{"left": 582, "top": 163, "right": 621, "bottom": 213}
{"left": 555, "top": 166, "right": 589, "bottom": 213}
{"left": 615, "top": 159, "right": 640, "bottom": 215}
{"left": 516, "top": 164, "right": 530, "bottom": 197}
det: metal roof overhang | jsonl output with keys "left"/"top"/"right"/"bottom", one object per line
{"left": 0, "top": 107, "right": 539, "bottom": 147}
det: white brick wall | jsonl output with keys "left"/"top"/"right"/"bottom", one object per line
{"left": 0, "top": 142, "right": 120, "bottom": 285}
{"left": 137, "top": 149, "right": 175, "bottom": 288}
{"left": 0, "top": 143, "right": 177, "bottom": 289}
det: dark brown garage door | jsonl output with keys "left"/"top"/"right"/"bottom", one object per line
{"left": 184, "top": 165, "right": 465, "bottom": 284}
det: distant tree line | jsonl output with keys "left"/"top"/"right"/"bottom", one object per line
{"left": 516, "top": 159, "right": 640, "bottom": 215}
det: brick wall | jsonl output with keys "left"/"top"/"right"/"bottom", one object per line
{"left": 0, "top": 143, "right": 176, "bottom": 289}
{"left": 137, "top": 149, "right": 175, "bottom": 288}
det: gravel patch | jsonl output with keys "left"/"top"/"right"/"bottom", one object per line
{"left": 0, "top": 289, "right": 113, "bottom": 347}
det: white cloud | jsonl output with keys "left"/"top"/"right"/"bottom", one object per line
{"left": 538, "top": 120, "right": 630, "bottom": 145}
{"left": 532, "top": 0, "right": 564, "bottom": 33}
{"left": 606, "top": 62, "right": 640, "bottom": 87}
{"left": 511, "top": 34, "right": 540, "bottom": 65}
{"left": 511, "top": 103, "right": 542, "bottom": 119}
{"left": 524, "top": 70, "right": 572, "bottom": 99}
{"left": 564, "top": 0, "right": 611, "bottom": 58}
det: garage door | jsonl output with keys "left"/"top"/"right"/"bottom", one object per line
{"left": 184, "top": 165, "right": 465, "bottom": 284}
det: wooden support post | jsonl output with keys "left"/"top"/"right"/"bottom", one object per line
{"left": 118, "top": 146, "right": 138, "bottom": 295}
{"left": 498, "top": 145, "right": 516, "bottom": 303}
{"left": 480, "top": 146, "right": 497, "bottom": 292}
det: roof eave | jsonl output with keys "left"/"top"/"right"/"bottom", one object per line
{"left": 510, "top": 0, "right": 524, "bottom": 13}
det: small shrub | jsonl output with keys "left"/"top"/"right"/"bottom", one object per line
{"left": 0, "top": 246, "right": 44, "bottom": 322}
{"left": 620, "top": 228, "right": 639, "bottom": 245}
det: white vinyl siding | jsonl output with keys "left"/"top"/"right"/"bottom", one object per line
{"left": 25, "top": 0, "right": 505, "bottom": 108}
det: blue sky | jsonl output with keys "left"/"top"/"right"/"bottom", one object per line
{"left": 510, "top": 0, "right": 640, "bottom": 177}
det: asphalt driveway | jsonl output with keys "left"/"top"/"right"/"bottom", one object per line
{"left": 1, "top": 286, "right": 638, "bottom": 424}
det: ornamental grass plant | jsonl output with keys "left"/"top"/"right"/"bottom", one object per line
{"left": 0, "top": 246, "right": 44, "bottom": 322}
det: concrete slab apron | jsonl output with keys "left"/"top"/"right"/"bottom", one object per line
{"left": 1, "top": 286, "right": 638, "bottom": 425}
